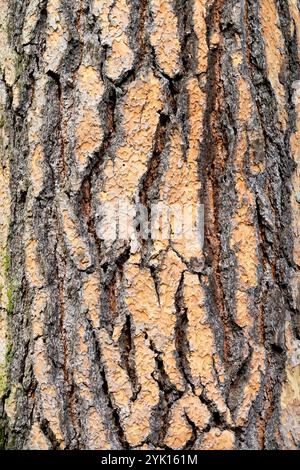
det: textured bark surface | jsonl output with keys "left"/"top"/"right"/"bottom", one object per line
{"left": 0, "top": 0, "right": 300, "bottom": 450}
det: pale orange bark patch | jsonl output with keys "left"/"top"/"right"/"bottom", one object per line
{"left": 150, "top": 0, "right": 181, "bottom": 77}
{"left": 210, "top": 31, "right": 220, "bottom": 48}
{"left": 44, "top": 0, "right": 68, "bottom": 72}
{"left": 154, "top": 78, "right": 205, "bottom": 262}
{"left": 100, "top": 70, "right": 163, "bottom": 199}
{"left": 58, "top": 194, "right": 92, "bottom": 271}
{"left": 193, "top": 0, "right": 208, "bottom": 74}
{"left": 183, "top": 272, "right": 230, "bottom": 418}
{"left": 231, "top": 177, "right": 258, "bottom": 289}
{"left": 164, "top": 392, "right": 211, "bottom": 449}
{"left": 259, "top": 0, "right": 287, "bottom": 130}
{"left": 234, "top": 68, "right": 265, "bottom": 175}
{"left": 228, "top": 70, "right": 264, "bottom": 424}
{"left": 198, "top": 428, "right": 235, "bottom": 450}
{"left": 31, "top": 292, "right": 48, "bottom": 339}
{"left": 24, "top": 236, "right": 44, "bottom": 289}
{"left": 124, "top": 250, "right": 186, "bottom": 391}
{"left": 82, "top": 273, "right": 101, "bottom": 329}
{"left": 33, "top": 338, "right": 65, "bottom": 446}
{"left": 93, "top": 0, "right": 134, "bottom": 80}
{"left": 98, "top": 71, "right": 163, "bottom": 248}
{"left": 92, "top": 0, "right": 112, "bottom": 38}
{"left": 235, "top": 290, "right": 252, "bottom": 329}
{"left": 98, "top": 328, "right": 133, "bottom": 412}
{"left": 124, "top": 264, "right": 161, "bottom": 328}
{"left": 73, "top": 324, "right": 110, "bottom": 448}
{"left": 187, "top": 77, "right": 205, "bottom": 166}
{"left": 21, "top": 0, "right": 41, "bottom": 44}
{"left": 231, "top": 76, "right": 259, "bottom": 331}
{"left": 86, "top": 407, "right": 111, "bottom": 450}
{"left": 123, "top": 333, "right": 159, "bottom": 446}
{"left": 74, "top": 65, "right": 104, "bottom": 187}
{"left": 236, "top": 77, "right": 252, "bottom": 129}
{"left": 236, "top": 345, "right": 265, "bottom": 426}
{"left": 105, "top": 0, "right": 134, "bottom": 80}
{"left": 27, "top": 76, "right": 48, "bottom": 197}
{"left": 30, "top": 145, "right": 45, "bottom": 196}
{"left": 231, "top": 50, "right": 243, "bottom": 68}
{"left": 75, "top": 108, "right": 103, "bottom": 164}
{"left": 26, "top": 421, "right": 51, "bottom": 450}
{"left": 77, "top": 65, "right": 104, "bottom": 100}
{"left": 157, "top": 250, "right": 186, "bottom": 390}
{"left": 165, "top": 410, "right": 194, "bottom": 450}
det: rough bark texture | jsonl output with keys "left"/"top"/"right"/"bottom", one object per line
{"left": 0, "top": 0, "right": 300, "bottom": 450}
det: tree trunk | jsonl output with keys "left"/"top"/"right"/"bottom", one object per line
{"left": 0, "top": 0, "right": 300, "bottom": 450}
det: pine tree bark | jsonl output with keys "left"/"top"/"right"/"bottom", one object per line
{"left": 0, "top": 0, "right": 300, "bottom": 450}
